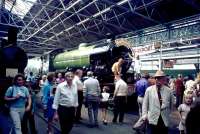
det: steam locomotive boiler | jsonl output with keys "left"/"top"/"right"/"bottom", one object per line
{"left": 47, "top": 42, "right": 133, "bottom": 83}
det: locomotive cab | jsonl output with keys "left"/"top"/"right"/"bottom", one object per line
{"left": 111, "top": 45, "right": 133, "bottom": 76}
{"left": 89, "top": 43, "right": 133, "bottom": 84}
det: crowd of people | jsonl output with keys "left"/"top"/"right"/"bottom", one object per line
{"left": 2, "top": 69, "right": 127, "bottom": 134}
{"left": 2, "top": 66, "right": 200, "bottom": 134}
{"left": 134, "top": 70, "right": 200, "bottom": 134}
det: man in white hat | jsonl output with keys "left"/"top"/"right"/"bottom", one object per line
{"left": 142, "top": 70, "right": 174, "bottom": 134}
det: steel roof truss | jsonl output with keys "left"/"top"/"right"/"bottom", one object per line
{"left": 93, "top": 20, "right": 101, "bottom": 33}
{"left": 58, "top": 17, "right": 72, "bottom": 40}
{"left": 141, "top": 0, "right": 150, "bottom": 18}
{"left": 0, "top": 0, "right": 5, "bottom": 23}
{"left": 43, "top": 0, "right": 96, "bottom": 36}
{"left": 22, "top": 34, "right": 57, "bottom": 42}
{"left": 94, "top": 1, "right": 105, "bottom": 21}
{"left": 23, "top": 0, "right": 82, "bottom": 41}
{"left": 26, "top": 12, "right": 39, "bottom": 29}
{"left": 42, "top": 7, "right": 61, "bottom": 43}
{"left": 7, "top": 13, "right": 18, "bottom": 26}
{"left": 18, "top": 39, "right": 56, "bottom": 47}
{"left": 128, "top": 0, "right": 160, "bottom": 24}
{"left": 19, "top": 0, "right": 55, "bottom": 35}
{"left": 1, "top": 13, "right": 9, "bottom": 24}
{"left": 43, "top": 0, "right": 133, "bottom": 42}
{"left": 59, "top": 0, "right": 65, "bottom": 10}
{"left": 72, "top": 7, "right": 87, "bottom": 31}
{"left": 113, "top": 9, "right": 122, "bottom": 28}
{"left": 9, "top": 0, "right": 16, "bottom": 13}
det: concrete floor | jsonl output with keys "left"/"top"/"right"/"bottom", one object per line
{"left": 35, "top": 105, "right": 179, "bottom": 134}
{"left": 0, "top": 95, "right": 180, "bottom": 134}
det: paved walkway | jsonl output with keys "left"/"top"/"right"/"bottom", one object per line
{"left": 0, "top": 95, "right": 180, "bottom": 134}
{"left": 35, "top": 105, "right": 179, "bottom": 134}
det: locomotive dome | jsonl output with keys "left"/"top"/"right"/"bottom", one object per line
{"left": 79, "top": 43, "right": 88, "bottom": 49}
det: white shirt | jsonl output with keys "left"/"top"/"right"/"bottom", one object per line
{"left": 73, "top": 75, "right": 83, "bottom": 91}
{"left": 52, "top": 81, "right": 78, "bottom": 110}
{"left": 114, "top": 79, "right": 128, "bottom": 97}
{"left": 178, "top": 103, "right": 191, "bottom": 130}
{"left": 101, "top": 92, "right": 110, "bottom": 102}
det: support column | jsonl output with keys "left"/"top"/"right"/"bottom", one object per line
{"left": 158, "top": 43, "right": 163, "bottom": 71}
{"left": 158, "top": 59, "right": 162, "bottom": 71}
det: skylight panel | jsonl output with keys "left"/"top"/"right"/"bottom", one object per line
{"left": 5, "top": 0, "right": 37, "bottom": 19}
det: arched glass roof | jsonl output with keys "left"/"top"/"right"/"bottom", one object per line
{"left": 0, "top": 0, "right": 200, "bottom": 56}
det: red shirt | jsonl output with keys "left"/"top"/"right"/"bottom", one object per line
{"left": 175, "top": 79, "right": 185, "bottom": 95}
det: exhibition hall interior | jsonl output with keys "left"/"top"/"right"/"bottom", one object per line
{"left": 0, "top": 0, "right": 200, "bottom": 134}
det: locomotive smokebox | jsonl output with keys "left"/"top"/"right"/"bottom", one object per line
{"left": 8, "top": 27, "right": 18, "bottom": 45}
{"left": 1, "top": 46, "right": 28, "bottom": 74}
{"left": 0, "top": 27, "right": 28, "bottom": 76}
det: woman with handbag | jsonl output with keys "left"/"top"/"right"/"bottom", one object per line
{"left": 4, "top": 74, "right": 31, "bottom": 134}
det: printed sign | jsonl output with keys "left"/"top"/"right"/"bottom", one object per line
{"left": 6, "top": 68, "right": 18, "bottom": 77}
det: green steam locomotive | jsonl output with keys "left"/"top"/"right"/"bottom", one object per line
{"left": 44, "top": 42, "right": 134, "bottom": 83}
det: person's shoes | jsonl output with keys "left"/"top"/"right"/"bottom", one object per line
{"left": 112, "top": 119, "right": 117, "bottom": 123}
{"left": 119, "top": 121, "right": 124, "bottom": 125}
{"left": 94, "top": 124, "right": 99, "bottom": 127}
{"left": 75, "top": 120, "right": 82, "bottom": 124}
{"left": 87, "top": 124, "right": 94, "bottom": 128}
{"left": 103, "top": 120, "right": 108, "bottom": 125}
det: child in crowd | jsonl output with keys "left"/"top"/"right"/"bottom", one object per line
{"left": 47, "top": 86, "right": 56, "bottom": 134}
{"left": 39, "top": 75, "right": 47, "bottom": 99}
{"left": 178, "top": 91, "right": 193, "bottom": 134}
{"left": 101, "top": 86, "right": 110, "bottom": 125}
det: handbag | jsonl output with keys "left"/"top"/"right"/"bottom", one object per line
{"left": 132, "top": 117, "right": 147, "bottom": 131}
{"left": 2, "top": 87, "right": 15, "bottom": 115}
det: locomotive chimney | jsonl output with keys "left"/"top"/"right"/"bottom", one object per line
{"left": 7, "top": 26, "right": 18, "bottom": 46}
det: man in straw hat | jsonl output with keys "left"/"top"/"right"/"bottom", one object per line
{"left": 142, "top": 70, "right": 174, "bottom": 134}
